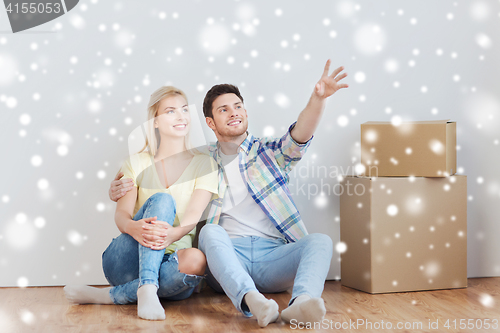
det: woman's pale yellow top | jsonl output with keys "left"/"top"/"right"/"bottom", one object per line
{"left": 120, "top": 151, "right": 218, "bottom": 254}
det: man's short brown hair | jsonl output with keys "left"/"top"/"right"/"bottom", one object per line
{"left": 203, "top": 84, "right": 244, "bottom": 118}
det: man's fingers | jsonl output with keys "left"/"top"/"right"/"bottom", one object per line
{"left": 111, "top": 188, "right": 130, "bottom": 200}
{"left": 113, "top": 186, "right": 133, "bottom": 196}
{"left": 110, "top": 187, "right": 124, "bottom": 199}
{"left": 111, "top": 185, "right": 124, "bottom": 194}
{"left": 335, "top": 72, "right": 348, "bottom": 82}
{"left": 330, "top": 66, "right": 344, "bottom": 79}
{"left": 114, "top": 172, "right": 124, "bottom": 181}
{"left": 114, "top": 192, "right": 125, "bottom": 201}
{"left": 113, "top": 179, "right": 134, "bottom": 190}
{"left": 113, "top": 181, "right": 131, "bottom": 190}
{"left": 315, "top": 81, "right": 325, "bottom": 97}
{"left": 121, "top": 187, "right": 132, "bottom": 195}
{"left": 337, "top": 83, "right": 349, "bottom": 89}
{"left": 322, "top": 59, "right": 331, "bottom": 77}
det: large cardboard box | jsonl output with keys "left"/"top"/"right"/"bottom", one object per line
{"left": 361, "top": 120, "right": 457, "bottom": 177}
{"left": 340, "top": 175, "right": 467, "bottom": 294}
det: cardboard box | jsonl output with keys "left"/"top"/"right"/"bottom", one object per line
{"left": 340, "top": 175, "right": 467, "bottom": 294}
{"left": 361, "top": 120, "right": 457, "bottom": 177}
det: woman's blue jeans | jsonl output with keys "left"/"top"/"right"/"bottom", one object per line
{"left": 102, "top": 192, "right": 203, "bottom": 304}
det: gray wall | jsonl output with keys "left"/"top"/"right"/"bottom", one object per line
{"left": 1, "top": 0, "right": 499, "bottom": 286}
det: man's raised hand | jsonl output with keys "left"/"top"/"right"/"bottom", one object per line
{"left": 314, "top": 59, "right": 348, "bottom": 98}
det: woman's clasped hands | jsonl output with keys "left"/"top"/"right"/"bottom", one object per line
{"left": 126, "top": 217, "right": 181, "bottom": 250}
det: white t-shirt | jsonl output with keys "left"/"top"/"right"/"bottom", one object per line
{"left": 218, "top": 149, "right": 284, "bottom": 240}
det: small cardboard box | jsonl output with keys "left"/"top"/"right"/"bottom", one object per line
{"left": 340, "top": 175, "right": 467, "bottom": 294}
{"left": 361, "top": 120, "right": 457, "bottom": 177}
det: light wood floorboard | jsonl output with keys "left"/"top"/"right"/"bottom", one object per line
{"left": 0, "top": 278, "right": 499, "bottom": 332}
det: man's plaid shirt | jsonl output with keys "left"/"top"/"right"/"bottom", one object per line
{"left": 204, "top": 122, "right": 312, "bottom": 242}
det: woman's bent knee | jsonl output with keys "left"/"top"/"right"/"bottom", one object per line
{"left": 177, "top": 248, "right": 206, "bottom": 276}
{"left": 149, "top": 192, "right": 175, "bottom": 207}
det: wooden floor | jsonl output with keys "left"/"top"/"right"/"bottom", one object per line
{"left": 0, "top": 278, "right": 499, "bottom": 332}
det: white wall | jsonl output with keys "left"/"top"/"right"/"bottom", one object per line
{"left": 1, "top": 0, "right": 499, "bottom": 286}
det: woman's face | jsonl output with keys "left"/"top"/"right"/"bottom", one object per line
{"left": 155, "top": 95, "right": 191, "bottom": 139}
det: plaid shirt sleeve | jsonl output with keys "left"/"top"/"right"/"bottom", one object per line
{"left": 261, "top": 121, "right": 313, "bottom": 175}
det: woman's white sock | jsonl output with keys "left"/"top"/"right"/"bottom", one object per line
{"left": 64, "top": 285, "right": 113, "bottom": 304}
{"left": 137, "top": 284, "right": 165, "bottom": 320}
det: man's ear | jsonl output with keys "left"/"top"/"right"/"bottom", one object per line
{"left": 206, "top": 117, "right": 216, "bottom": 131}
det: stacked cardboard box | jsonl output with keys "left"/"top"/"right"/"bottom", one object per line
{"left": 340, "top": 120, "right": 467, "bottom": 293}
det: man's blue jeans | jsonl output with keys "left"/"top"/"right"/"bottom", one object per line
{"left": 102, "top": 192, "right": 203, "bottom": 304}
{"left": 198, "top": 224, "right": 333, "bottom": 316}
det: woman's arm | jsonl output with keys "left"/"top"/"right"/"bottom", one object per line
{"left": 145, "top": 189, "right": 214, "bottom": 250}
{"left": 115, "top": 187, "right": 164, "bottom": 248}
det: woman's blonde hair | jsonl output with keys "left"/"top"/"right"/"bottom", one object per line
{"left": 139, "top": 86, "right": 194, "bottom": 156}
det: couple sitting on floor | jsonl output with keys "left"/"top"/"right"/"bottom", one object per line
{"left": 65, "top": 60, "right": 348, "bottom": 327}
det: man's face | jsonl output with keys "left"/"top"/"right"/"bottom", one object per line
{"left": 206, "top": 93, "right": 248, "bottom": 140}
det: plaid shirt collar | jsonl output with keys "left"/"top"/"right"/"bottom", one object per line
{"left": 212, "top": 131, "right": 255, "bottom": 166}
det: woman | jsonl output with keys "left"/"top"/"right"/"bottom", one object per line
{"left": 64, "top": 86, "right": 218, "bottom": 321}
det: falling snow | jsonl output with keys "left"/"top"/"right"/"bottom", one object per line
{"left": 0, "top": 0, "right": 497, "bottom": 290}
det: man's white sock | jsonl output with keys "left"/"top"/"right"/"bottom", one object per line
{"left": 281, "top": 295, "right": 326, "bottom": 324}
{"left": 244, "top": 290, "right": 279, "bottom": 327}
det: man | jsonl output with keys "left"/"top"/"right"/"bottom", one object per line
{"left": 109, "top": 60, "right": 348, "bottom": 327}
